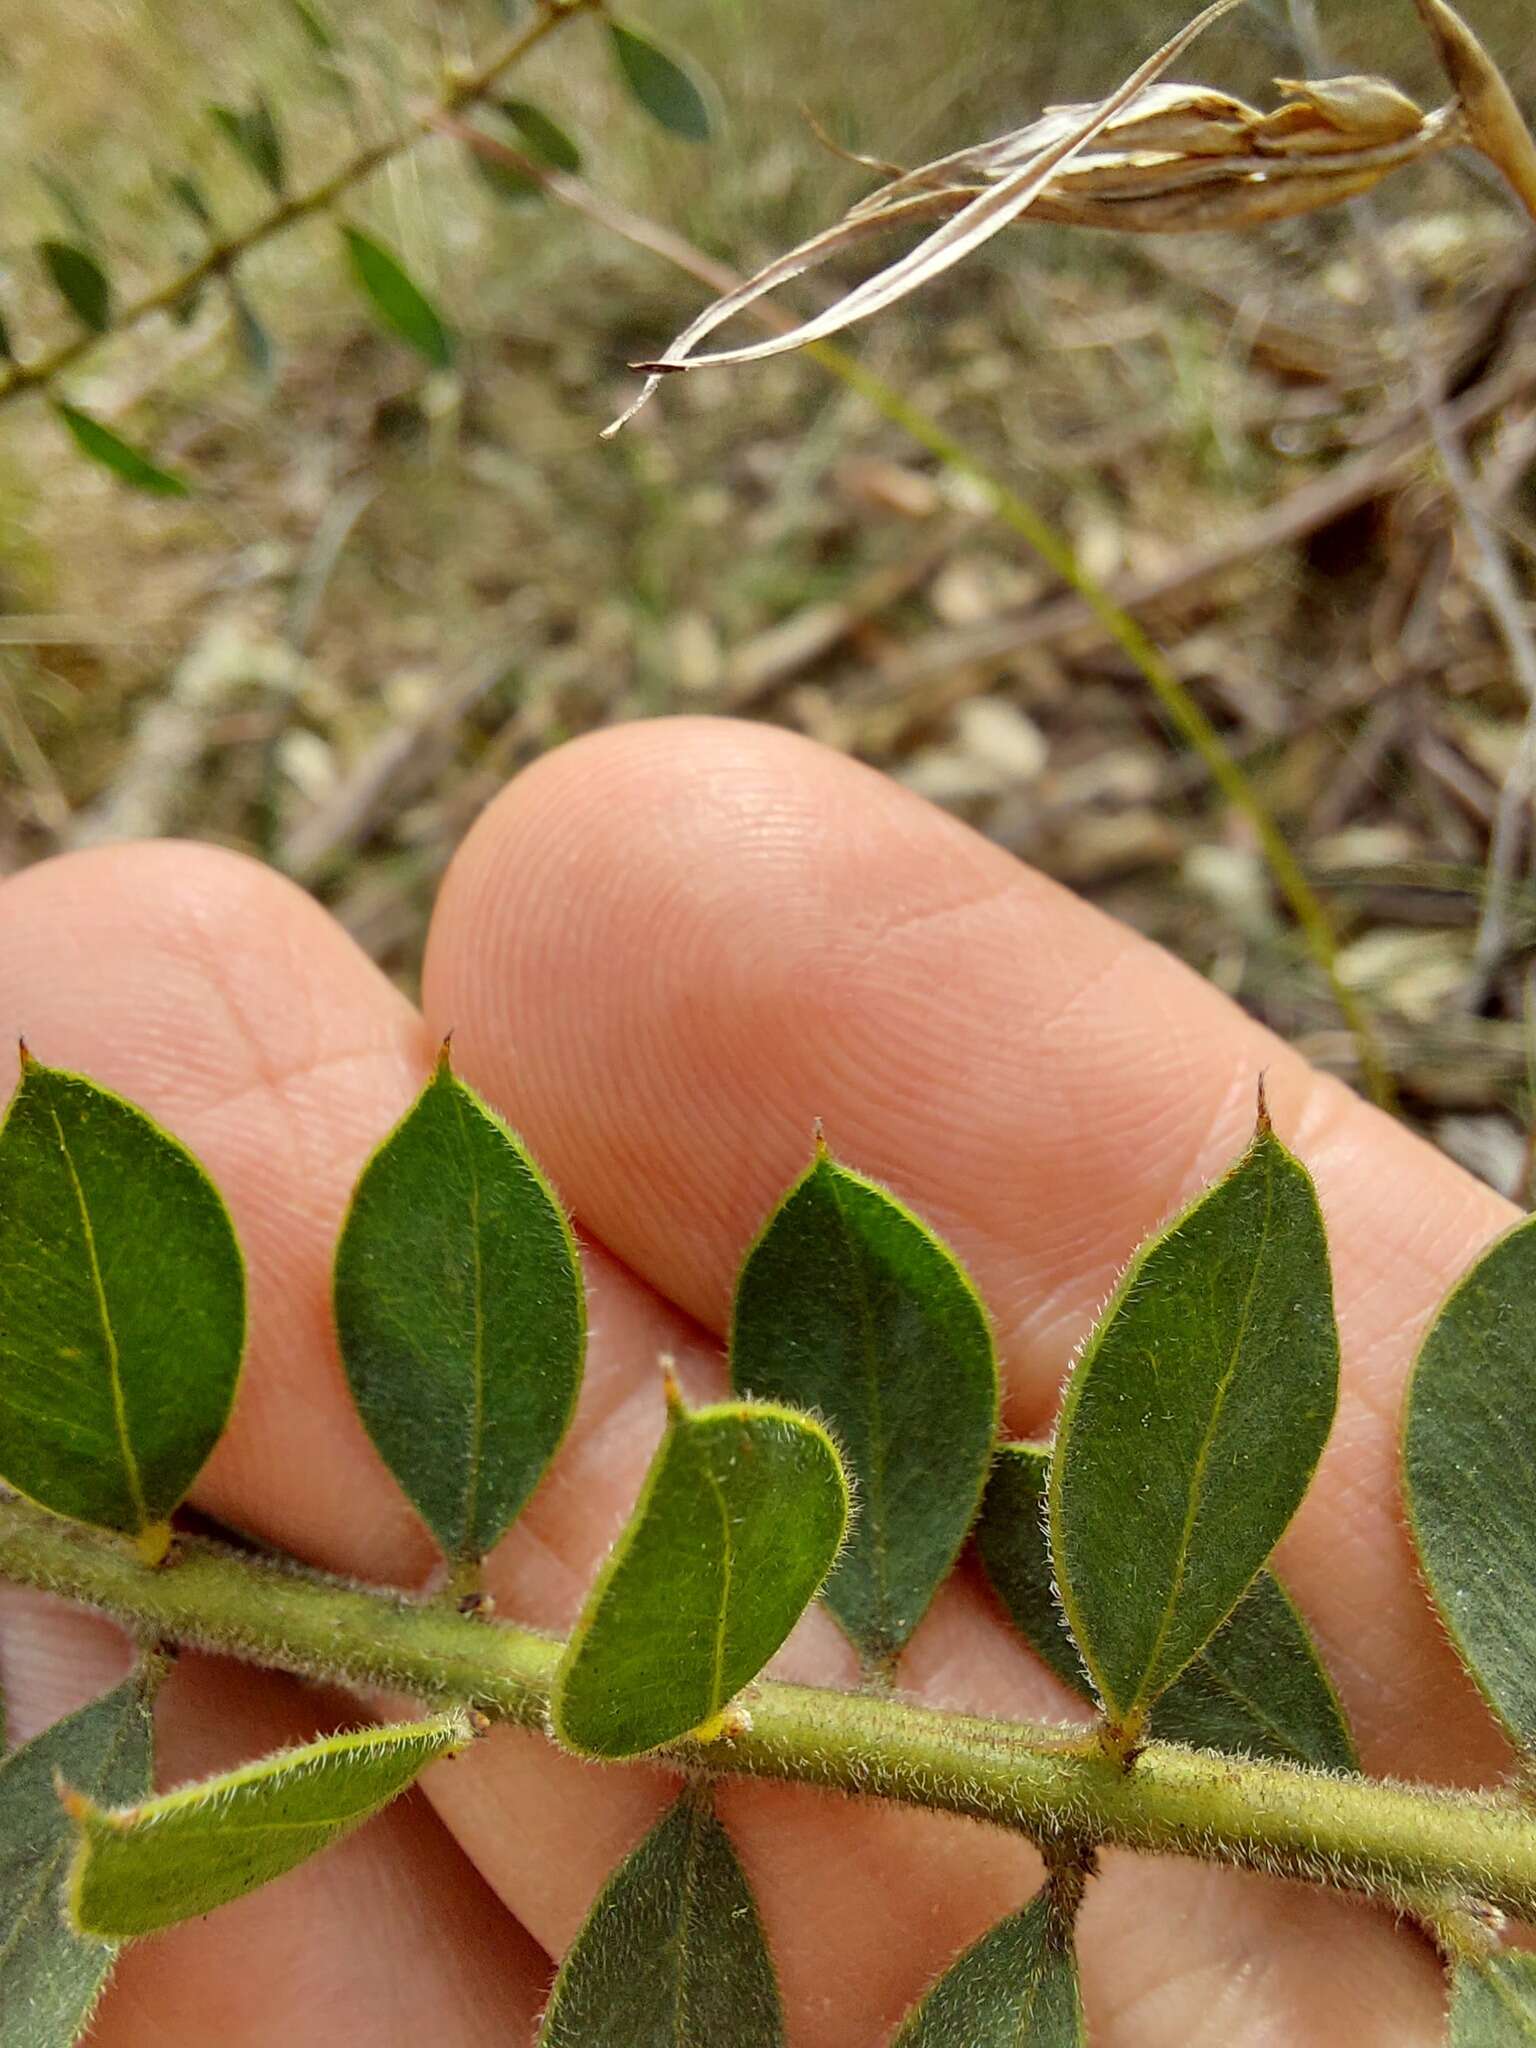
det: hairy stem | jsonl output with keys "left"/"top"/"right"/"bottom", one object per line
{"left": 0, "top": 0, "right": 594, "bottom": 412}
{"left": 5, "top": 1493, "right": 1536, "bottom": 1919}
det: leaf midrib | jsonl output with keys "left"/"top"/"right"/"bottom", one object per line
{"left": 828, "top": 1173, "right": 890, "bottom": 1641}
{"left": 449, "top": 1084, "right": 487, "bottom": 1559}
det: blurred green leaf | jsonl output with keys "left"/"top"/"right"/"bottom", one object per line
{"left": 34, "top": 167, "right": 98, "bottom": 247}
{"left": 0, "top": 1053, "right": 242, "bottom": 1548}
{"left": 0, "top": 304, "right": 14, "bottom": 363}
{"left": 552, "top": 1384, "right": 849, "bottom": 1759}
{"left": 538, "top": 1788, "right": 783, "bottom": 2046}
{"left": 168, "top": 281, "right": 206, "bottom": 330}
{"left": 469, "top": 141, "right": 542, "bottom": 207}
{"left": 228, "top": 278, "right": 277, "bottom": 387}
{"left": 498, "top": 97, "right": 582, "bottom": 173}
{"left": 608, "top": 22, "right": 714, "bottom": 142}
{"left": 37, "top": 242, "right": 111, "bottom": 334}
{"left": 67, "top": 1712, "right": 471, "bottom": 1939}
{"left": 891, "top": 1886, "right": 1085, "bottom": 2046}
{"left": 731, "top": 1148, "right": 997, "bottom": 1669}
{"left": 210, "top": 96, "right": 287, "bottom": 196}
{"left": 1050, "top": 1108, "right": 1338, "bottom": 1732}
{"left": 162, "top": 171, "right": 215, "bottom": 231}
{"left": 1449, "top": 1953, "right": 1536, "bottom": 2043}
{"left": 976, "top": 1442, "right": 1355, "bottom": 1769}
{"left": 283, "top": 0, "right": 337, "bottom": 53}
{"left": 333, "top": 1051, "right": 584, "bottom": 1566}
{"left": 340, "top": 228, "right": 454, "bottom": 370}
{"left": 1405, "top": 1213, "right": 1536, "bottom": 1752}
{"left": 0, "top": 1673, "right": 154, "bottom": 2048}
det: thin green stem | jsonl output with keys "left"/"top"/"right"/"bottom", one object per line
{"left": 4, "top": 1493, "right": 1535, "bottom": 1919}
{"left": 0, "top": 0, "right": 594, "bottom": 413}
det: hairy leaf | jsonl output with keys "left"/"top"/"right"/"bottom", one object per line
{"left": 53, "top": 405, "right": 191, "bottom": 497}
{"left": 498, "top": 97, "right": 582, "bottom": 173}
{"left": 341, "top": 228, "right": 454, "bottom": 369}
{"left": 1405, "top": 1214, "right": 1536, "bottom": 1752}
{"left": 1450, "top": 1953, "right": 1536, "bottom": 2043}
{"left": 608, "top": 22, "right": 713, "bottom": 143}
{"left": 0, "top": 1053, "right": 244, "bottom": 1548}
{"left": 977, "top": 1443, "right": 1354, "bottom": 1768}
{"left": 1050, "top": 1106, "right": 1338, "bottom": 1731}
{"left": 892, "top": 1887, "right": 1085, "bottom": 2046}
{"left": 210, "top": 97, "right": 286, "bottom": 195}
{"left": 334, "top": 1052, "right": 585, "bottom": 1565}
{"left": 538, "top": 1789, "right": 783, "bottom": 2046}
{"left": 67, "top": 1712, "right": 471, "bottom": 1939}
{"left": 0, "top": 1675, "right": 154, "bottom": 2048}
{"left": 38, "top": 242, "right": 111, "bottom": 334}
{"left": 732, "top": 1148, "right": 997, "bottom": 1669}
{"left": 552, "top": 1384, "right": 849, "bottom": 1758}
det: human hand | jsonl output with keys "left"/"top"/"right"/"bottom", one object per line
{"left": 0, "top": 719, "right": 1509, "bottom": 2045}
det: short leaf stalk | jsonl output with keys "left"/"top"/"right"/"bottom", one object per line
{"left": 8, "top": 1493, "right": 1536, "bottom": 1924}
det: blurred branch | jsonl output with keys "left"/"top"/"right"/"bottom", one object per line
{"left": 440, "top": 112, "right": 1398, "bottom": 1107}
{"left": 0, "top": 0, "right": 594, "bottom": 414}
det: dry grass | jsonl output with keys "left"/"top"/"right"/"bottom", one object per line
{"left": 2, "top": 0, "right": 1536, "bottom": 1186}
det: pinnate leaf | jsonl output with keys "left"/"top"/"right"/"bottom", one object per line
{"left": 0, "top": 1674, "right": 154, "bottom": 2048}
{"left": 0, "top": 1054, "right": 243, "bottom": 1548}
{"left": 1049, "top": 1104, "right": 1338, "bottom": 1731}
{"left": 334, "top": 1051, "right": 585, "bottom": 1565}
{"left": 976, "top": 1443, "right": 1355, "bottom": 1769}
{"left": 210, "top": 96, "right": 287, "bottom": 195}
{"left": 53, "top": 405, "right": 191, "bottom": 498}
{"left": 67, "top": 1712, "right": 471, "bottom": 1939}
{"left": 552, "top": 1383, "right": 849, "bottom": 1759}
{"left": 1404, "top": 1213, "right": 1536, "bottom": 1752}
{"left": 538, "top": 1788, "right": 783, "bottom": 2047}
{"left": 731, "top": 1148, "right": 998, "bottom": 1669}
{"left": 1449, "top": 1953, "right": 1536, "bottom": 2043}
{"left": 38, "top": 242, "right": 111, "bottom": 334}
{"left": 891, "top": 1886, "right": 1085, "bottom": 2047}
{"left": 341, "top": 228, "right": 454, "bottom": 369}
{"left": 608, "top": 22, "right": 714, "bottom": 142}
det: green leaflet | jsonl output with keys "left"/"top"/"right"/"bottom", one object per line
{"left": 38, "top": 242, "right": 111, "bottom": 334}
{"left": 731, "top": 1149, "right": 998, "bottom": 1670}
{"left": 52, "top": 405, "right": 191, "bottom": 498}
{"left": 538, "top": 1788, "right": 783, "bottom": 2047}
{"left": 1050, "top": 1109, "right": 1338, "bottom": 1731}
{"left": 891, "top": 1887, "right": 1085, "bottom": 2047}
{"left": 498, "top": 98, "right": 583, "bottom": 173}
{"left": 67, "top": 1712, "right": 471, "bottom": 1939}
{"left": 608, "top": 22, "right": 714, "bottom": 142}
{"left": 1405, "top": 1214, "right": 1536, "bottom": 1753}
{"left": 333, "top": 1052, "right": 585, "bottom": 1566}
{"left": 228, "top": 279, "right": 277, "bottom": 387}
{"left": 341, "top": 228, "right": 454, "bottom": 370}
{"left": 1449, "top": 1954, "right": 1536, "bottom": 2043}
{"left": 0, "top": 1674, "right": 155, "bottom": 2048}
{"left": 210, "top": 96, "right": 287, "bottom": 195}
{"left": 552, "top": 1385, "right": 849, "bottom": 1759}
{"left": 0, "top": 1054, "right": 244, "bottom": 1549}
{"left": 975, "top": 1443, "right": 1355, "bottom": 1770}
{"left": 0, "top": 303, "right": 13, "bottom": 362}
{"left": 162, "top": 171, "right": 215, "bottom": 231}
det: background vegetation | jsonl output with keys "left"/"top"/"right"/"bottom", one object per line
{"left": 2, "top": 0, "right": 1534, "bottom": 1178}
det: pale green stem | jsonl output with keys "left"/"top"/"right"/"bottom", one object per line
{"left": 0, "top": 0, "right": 595, "bottom": 412}
{"left": 4, "top": 1493, "right": 1535, "bottom": 1919}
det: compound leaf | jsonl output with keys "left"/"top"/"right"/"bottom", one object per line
{"left": 1405, "top": 1213, "right": 1536, "bottom": 1753}
{"left": 53, "top": 405, "right": 191, "bottom": 497}
{"left": 0, "top": 1673, "right": 155, "bottom": 2048}
{"left": 334, "top": 1051, "right": 585, "bottom": 1566}
{"left": 552, "top": 1384, "right": 849, "bottom": 1759}
{"left": 892, "top": 1886, "right": 1085, "bottom": 2047}
{"left": 1449, "top": 1953, "right": 1536, "bottom": 2044}
{"left": 341, "top": 228, "right": 454, "bottom": 369}
{"left": 1050, "top": 1105, "right": 1338, "bottom": 1731}
{"left": 498, "top": 97, "right": 582, "bottom": 173}
{"left": 0, "top": 1054, "right": 244, "bottom": 1550}
{"left": 67, "top": 1712, "right": 471, "bottom": 1940}
{"left": 731, "top": 1148, "right": 998, "bottom": 1669}
{"left": 210, "top": 96, "right": 286, "bottom": 195}
{"left": 608, "top": 22, "right": 713, "bottom": 143}
{"left": 976, "top": 1443, "right": 1355, "bottom": 1769}
{"left": 38, "top": 242, "right": 110, "bottom": 334}
{"left": 538, "top": 1788, "right": 783, "bottom": 2047}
